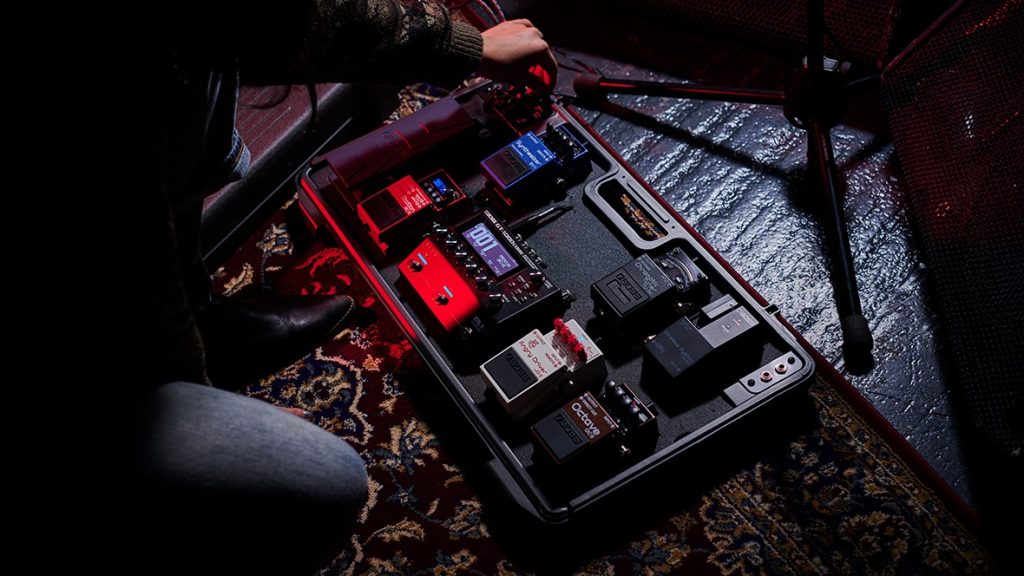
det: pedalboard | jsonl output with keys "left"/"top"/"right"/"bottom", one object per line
{"left": 297, "top": 79, "right": 814, "bottom": 523}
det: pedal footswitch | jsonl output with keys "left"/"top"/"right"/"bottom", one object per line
{"left": 481, "top": 132, "right": 556, "bottom": 196}
{"left": 530, "top": 391, "right": 619, "bottom": 465}
{"left": 530, "top": 380, "right": 657, "bottom": 465}
{"left": 482, "top": 123, "right": 589, "bottom": 204}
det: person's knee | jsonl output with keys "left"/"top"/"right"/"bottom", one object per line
{"left": 320, "top": 438, "right": 369, "bottom": 515}
{"left": 126, "top": 381, "right": 369, "bottom": 573}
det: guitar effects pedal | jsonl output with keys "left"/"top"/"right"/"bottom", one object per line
{"left": 481, "top": 318, "right": 607, "bottom": 419}
{"left": 399, "top": 210, "right": 566, "bottom": 342}
{"left": 356, "top": 171, "right": 466, "bottom": 252}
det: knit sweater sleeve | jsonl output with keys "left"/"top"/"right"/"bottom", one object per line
{"left": 236, "top": 0, "right": 483, "bottom": 87}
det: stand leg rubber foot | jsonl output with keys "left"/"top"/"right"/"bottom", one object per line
{"left": 841, "top": 313, "right": 874, "bottom": 373}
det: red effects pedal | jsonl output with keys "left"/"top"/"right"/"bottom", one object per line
{"left": 356, "top": 171, "right": 466, "bottom": 253}
{"left": 399, "top": 237, "right": 482, "bottom": 333}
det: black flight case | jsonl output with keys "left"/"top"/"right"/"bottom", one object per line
{"left": 297, "top": 81, "right": 814, "bottom": 523}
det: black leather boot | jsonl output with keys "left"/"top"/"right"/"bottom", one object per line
{"left": 195, "top": 293, "right": 355, "bottom": 388}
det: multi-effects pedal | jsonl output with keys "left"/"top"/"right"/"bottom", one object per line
{"left": 399, "top": 209, "right": 565, "bottom": 342}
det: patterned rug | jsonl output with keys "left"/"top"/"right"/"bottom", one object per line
{"left": 211, "top": 84, "right": 993, "bottom": 574}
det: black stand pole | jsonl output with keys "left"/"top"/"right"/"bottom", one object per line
{"left": 573, "top": 1, "right": 874, "bottom": 370}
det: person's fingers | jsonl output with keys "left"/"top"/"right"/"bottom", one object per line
{"left": 277, "top": 406, "right": 315, "bottom": 421}
{"left": 508, "top": 18, "right": 534, "bottom": 28}
{"left": 521, "top": 66, "right": 549, "bottom": 93}
{"left": 478, "top": 20, "right": 556, "bottom": 91}
{"left": 536, "top": 47, "right": 558, "bottom": 87}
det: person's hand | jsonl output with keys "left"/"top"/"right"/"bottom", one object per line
{"left": 478, "top": 19, "right": 557, "bottom": 93}
{"left": 277, "top": 406, "right": 315, "bottom": 421}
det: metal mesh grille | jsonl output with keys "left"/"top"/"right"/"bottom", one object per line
{"left": 502, "top": 1, "right": 957, "bottom": 69}
{"left": 882, "top": 0, "right": 1023, "bottom": 458}
{"left": 631, "top": 0, "right": 905, "bottom": 67}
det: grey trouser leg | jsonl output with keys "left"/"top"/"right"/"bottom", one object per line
{"left": 114, "top": 381, "right": 367, "bottom": 575}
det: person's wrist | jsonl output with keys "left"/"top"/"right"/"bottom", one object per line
{"left": 449, "top": 21, "right": 484, "bottom": 65}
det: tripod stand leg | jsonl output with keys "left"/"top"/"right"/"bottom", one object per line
{"left": 807, "top": 120, "right": 874, "bottom": 370}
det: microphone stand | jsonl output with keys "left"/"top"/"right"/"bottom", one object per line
{"left": 574, "top": 1, "right": 874, "bottom": 371}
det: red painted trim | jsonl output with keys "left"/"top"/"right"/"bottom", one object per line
{"left": 600, "top": 81, "right": 638, "bottom": 90}
{"left": 297, "top": 199, "right": 318, "bottom": 233}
